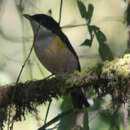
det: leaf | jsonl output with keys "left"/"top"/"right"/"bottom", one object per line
{"left": 99, "top": 42, "right": 114, "bottom": 61}
{"left": 87, "top": 4, "right": 94, "bottom": 24}
{"left": 93, "top": 27, "right": 113, "bottom": 61}
{"left": 87, "top": 25, "right": 96, "bottom": 37}
{"left": 89, "top": 25, "right": 100, "bottom": 32}
{"left": 77, "top": 1, "right": 95, "bottom": 47}
{"left": 80, "top": 25, "right": 95, "bottom": 47}
{"left": 94, "top": 30, "right": 107, "bottom": 43}
{"left": 77, "top": 1, "right": 94, "bottom": 23}
{"left": 80, "top": 39, "right": 93, "bottom": 47}
{"left": 77, "top": 0, "right": 87, "bottom": 19}
{"left": 88, "top": 25, "right": 93, "bottom": 34}
{"left": 88, "top": 4, "right": 94, "bottom": 18}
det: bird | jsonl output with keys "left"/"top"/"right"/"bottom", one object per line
{"left": 24, "top": 14, "right": 90, "bottom": 108}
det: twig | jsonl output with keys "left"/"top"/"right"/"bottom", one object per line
{"left": 62, "top": 24, "right": 87, "bottom": 29}
{"left": 58, "top": 0, "right": 63, "bottom": 25}
{"left": 38, "top": 108, "right": 74, "bottom": 130}
{"left": 44, "top": 100, "right": 52, "bottom": 124}
{"left": 123, "top": 103, "right": 128, "bottom": 130}
{"left": 43, "top": 0, "right": 63, "bottom": 127}
{"left": 7, "top": 21, "right": 41, "bottom": 130}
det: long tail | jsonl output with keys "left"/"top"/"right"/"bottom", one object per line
{"left": 70, "top": 87, "right": 93, "bottom": 108}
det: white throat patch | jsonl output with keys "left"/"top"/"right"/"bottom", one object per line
{"left": 31, "top": 20, "right": 56, "bottom": 48}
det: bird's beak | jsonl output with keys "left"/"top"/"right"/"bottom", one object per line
{"left": 23, "top": 14, "right": 32, "bottom": 21}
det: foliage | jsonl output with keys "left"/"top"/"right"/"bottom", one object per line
{"left": 0, "top": 0, "right": 129, "bottom": 130}
{"left": 0, "top": 54, "right": 129, "bottom": 129}
{"left": 77, "top": 0, "right": 114, "bottom": 61}
{"left": 58, "top": 1, "right": 126, "bottom": 130}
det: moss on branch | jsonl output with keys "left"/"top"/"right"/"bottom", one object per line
{"left": 0, "top": 54, "right": 130, "bottom": 128}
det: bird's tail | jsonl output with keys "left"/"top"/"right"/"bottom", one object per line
{"left": 70, "top": 87, "right": 93, "bottom": 108}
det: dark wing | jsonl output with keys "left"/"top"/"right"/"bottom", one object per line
{"left": 57, "top": 31, "right": 81, "bottom": 71}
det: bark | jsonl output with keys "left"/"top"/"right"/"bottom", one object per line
{"left": 0, "top": 54, "right": 129, "bottom": 129}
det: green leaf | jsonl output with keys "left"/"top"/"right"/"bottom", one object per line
{"left": 88, "top": 25, "right": 93, "bottom": 34}
{"left": 89, "top": 25, "right": 100, "bottom": 32}
{"left": 77, "top": 1, "right": 95, "bottom": 47}
{"left": 80, "top": 39, "right": 93, "bottom": 47}
{"left": 99, "top": 42, "right": 114, "bottom": 61}
{"left": 93, "top": 27, "right": 113, "bottom": 61}
{"left": 87, "top": 4, "right": 94, "bottom": 23}
{"left": 77, "top": 1, "right": 94, "bottom": 23}
{"left": 77, "top": 0, "right": 87, "bottom": 19}
{"left": 88, "top": 25, "right": 96, "bottom": 37}
{"left": 94, "top": 30, "right": 107, "bottom": 43}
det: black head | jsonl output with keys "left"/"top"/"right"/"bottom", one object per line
{"left": 24, "top": 14, "right": 61, "bottom": 34}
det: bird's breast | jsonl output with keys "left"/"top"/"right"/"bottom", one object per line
{"left": 34, "top": 34, "right": 79, "bottom": 74}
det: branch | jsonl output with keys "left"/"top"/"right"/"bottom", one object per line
{"left": 38, "top": 108, "right": 74, "bottom": 130}
{"left": 0, "top": 54, "right": 130, "bottom": 128}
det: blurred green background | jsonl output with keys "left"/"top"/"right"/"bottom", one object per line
{"left": 0, "top": 0, "right": 128, "bottom": 130}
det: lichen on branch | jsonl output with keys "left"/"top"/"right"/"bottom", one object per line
{"left": 0, "top": 54, "right": 129, "bottom": 129}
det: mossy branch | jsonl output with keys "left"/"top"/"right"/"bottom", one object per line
{"left": 0, "top": 54, "right": 130, "bottom": 128}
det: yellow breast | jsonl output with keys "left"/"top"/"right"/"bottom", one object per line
{"left": 49, "top": 36, "right": 67, "bottom": 52}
